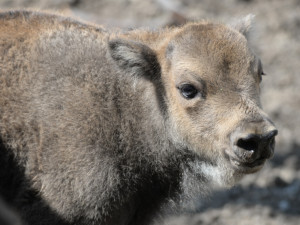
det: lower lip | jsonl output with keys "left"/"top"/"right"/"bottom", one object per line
{"left": 230, "top": 158, "right": 266, "bottom": 173}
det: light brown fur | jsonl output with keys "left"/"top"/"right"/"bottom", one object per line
{"left": 0, "top": 10, "right": 276, "bottom": 225}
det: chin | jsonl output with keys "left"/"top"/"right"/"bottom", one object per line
{"left": 202, "top": 160, "right": 246, "bottom": 188}
{"left": 179, "top": 158, "right": 241, "bottom": 198}
{"left": 177, "top": 153, "right": 267, "bottom": 210}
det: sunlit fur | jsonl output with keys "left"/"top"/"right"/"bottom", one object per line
{"left": 0, "top": 10, "right": 276, "bottom": 225}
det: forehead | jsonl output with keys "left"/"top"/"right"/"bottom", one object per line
{"left": 169, "top": 23, "right": 256, "bottom": 81}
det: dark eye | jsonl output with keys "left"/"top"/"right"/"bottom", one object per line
{"left": 178, "top": 84, "right": 198, "bottom": 99}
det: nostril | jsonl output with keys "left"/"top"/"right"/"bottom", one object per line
{"left": 233, "top": 129, "right": 277, "bottom": 161}
{"left": 236, "top": 135, "right": 259, "bottom": 151}
{"left": 269, "top": 137, "right": 275, "bottom": 149}
{"left": 263, "top": 129, "right": 278, "bottom": 142}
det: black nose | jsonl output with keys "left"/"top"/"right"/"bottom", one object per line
{"left": 236, "top": 130, "right": 278, "bottom": 151}
{"left": 234, "top": 129, "right": 278, "bottom": 161}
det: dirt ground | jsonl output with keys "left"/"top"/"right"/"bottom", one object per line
{"left": 1, "top": 0, "right": 299, "bottom": 224}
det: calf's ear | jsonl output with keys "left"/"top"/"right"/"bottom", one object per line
{"left": 108, "top": 39, "right": 160, "bottom": 80}
{"left": 231, "top": 14, "right": 255, "bottom": 40}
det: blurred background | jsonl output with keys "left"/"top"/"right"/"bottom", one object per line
{"left": 0, "top": 0, "right": 299, "bottom": 224}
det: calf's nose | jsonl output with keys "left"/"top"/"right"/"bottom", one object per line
{"left": 232, "top": 128, "right": 278, "bottom": 162}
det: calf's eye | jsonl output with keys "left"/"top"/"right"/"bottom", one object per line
{"left": 178, "top": 84, "right": 198, "bottom": 99}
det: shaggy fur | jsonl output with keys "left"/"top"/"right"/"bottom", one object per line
{"left": 0, "top": 10, "right": 277, "bottom": 225}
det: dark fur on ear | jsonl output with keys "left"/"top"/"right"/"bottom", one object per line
{"left": 108, "top": 39, "right": 161, "bottom": 81}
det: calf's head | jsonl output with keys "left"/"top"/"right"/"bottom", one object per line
{"left": 108, "top": 16, "right": 277, "bottom": 186}
{"left": 163, "top": 18, "right": 277, "bottom": 176}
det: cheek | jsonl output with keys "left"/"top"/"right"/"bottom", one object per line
{"left": 169, "top": 100, "right": 218, "bottom": 151}
{"left": 187, "top": 100, "right": 243, "bottom": 148}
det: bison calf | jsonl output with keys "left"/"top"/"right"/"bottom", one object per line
{"left": 0, "top": 10, "right": 277, "bottom": 225}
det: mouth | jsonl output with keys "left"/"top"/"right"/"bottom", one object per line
{"left": 224, "top": 151, "right": 267, "bottom": 174}
{"left": 229, "top": 157, "right": 266, "bottom": 174}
